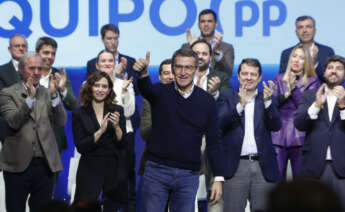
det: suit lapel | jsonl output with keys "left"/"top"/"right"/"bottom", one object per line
{"left": 34, "top": 86, "right": 44, "bottom": 122}
{"left": 254, "top": 93, "right": 263, "bottom": 132}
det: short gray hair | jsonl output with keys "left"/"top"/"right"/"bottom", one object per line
{"left": 18, "top": 52, "right": 41, "bottom": 71}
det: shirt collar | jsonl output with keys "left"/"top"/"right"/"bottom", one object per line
{"left": 12, "top": 59, "right": 19, "bottom": 71}
{"left": 174, "top": 82, "right": 195, "bottom": 98}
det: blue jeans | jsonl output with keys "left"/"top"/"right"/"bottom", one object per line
{"left": 141, "top": 161, "right": 199, "bottom": 212}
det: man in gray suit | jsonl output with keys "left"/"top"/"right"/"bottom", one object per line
{"left": 0, "top": 52, "right": 66, "bottom": 212}
{"left": 184, "top": 9, "right": 234, "bottom": 77}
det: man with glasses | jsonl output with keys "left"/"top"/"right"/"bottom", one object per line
{"left": 133, "top": 48, "right": 224, "bottom": 212}
{"left": 0, "top": 34, "right": 28, "bottom": 90}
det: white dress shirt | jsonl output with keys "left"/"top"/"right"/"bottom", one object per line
{"left": 236, "top": 90, "right": 272, "bottom": 156}
{"left": 308, "top": 93, "right": 345, "bottom": 160}
{"left": 193, "top": 68, "right": 219, "bottom": 99}
{"left": 11, "top": 59, "right": 19, "bottom": 72}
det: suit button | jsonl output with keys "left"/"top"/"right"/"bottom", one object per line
{"left": 33, "top": 124, "right": 36, "bottom": 130}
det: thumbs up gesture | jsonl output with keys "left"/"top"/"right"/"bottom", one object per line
{"left": 133, "top": 51, "right": 150, "bottom": 77}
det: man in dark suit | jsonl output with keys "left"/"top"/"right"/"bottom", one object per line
{"left": 279, "top": 16, "right": 334, "bottom": 82}
{"left": 0, "top": 52, "right": 66, "bottom": 212}
{"left": 191, "top": 39, "right": 230, "bottom": 212}
{"left": 35, "top": 36, "right": 77, "bottom": 153}
{"left": 218, "top": 58, "right": 281, "bottom": 212}
{"left": 86, "top": 23, "right": 138, "bottom": 212}
{"left": 0, "top": 34, "right": 28, "bottom": 167}
{"left": 0, "top": 34, "right": 27, "bottom": 90}
{"left": 294, "top": 55, "right": 345, "bottom": 208}
{"left": 183, "top": 9, "right": 234, "bottom": 77}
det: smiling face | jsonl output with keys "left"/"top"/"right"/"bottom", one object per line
{"left": 237, "top": 63, "right": 262, "bottom": 91}
{"left": 96, "top": 51, "right": 115, "bottom": 76}
{"left": 289, "top": 48, "right": 305, "bottom": 75}
{"left": 92, "top": 77, "right": 111, "bottom": 103}
{"left": 324, "top": 61, "right": 345, "bottom": 88}
{"left": 296, "top": 18, "right": 316, "bottom": 44}
{"left": 159, "top": 64, "right": 174, "bottom": 84}
{"left": 172, "top": 56, "right": 196, "bottom": 92}
{"left": 192, "top": 42, "right": 211, "bottom": 71}
{"left": 38, "top": 44, "right": 56, "bottom": 70}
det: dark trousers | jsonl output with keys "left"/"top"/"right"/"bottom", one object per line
{"left": 3, "top": 158, "right": 54, "bottom": 212}
{"left": 127, "top": 132, "right": 136, "bottom": 212}
{"left": 320, "top": 162, "right": 345, "bottom": 211}
{"left": 141, "top": 161, "right": 199, "bottom": 212}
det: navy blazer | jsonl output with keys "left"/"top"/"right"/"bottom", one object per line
{"left": 0, "top": 61, "right": 20, "bottom": 90}
{"left": 218, "top": 89, "right": 281, "bottom": 182}
{"left": 279, "top": 42, "right": 334, "bottom": 82}
{"left": 294, "top": 89, "right": 345, "bottom": 178}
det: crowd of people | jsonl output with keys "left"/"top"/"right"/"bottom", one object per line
{"left": 0, "top": 8, "right": 344, "bottom": 212}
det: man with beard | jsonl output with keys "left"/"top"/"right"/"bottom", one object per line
{"left": 191, "top": 39, "right": 230, "bottom": 212}
{"left": 183, "top": 9, "right": 234, "bottom": 77}
{"left": 279, "top": 16, "right": 334, "bottom": 82}
{"left": 294, "top": 55, "right": 345, "bottom": 209}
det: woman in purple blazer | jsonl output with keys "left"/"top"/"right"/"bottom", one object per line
{"left": 272, "top": 45, "right": 320, "bottom": 180}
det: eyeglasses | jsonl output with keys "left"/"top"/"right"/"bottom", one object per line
{"left": 11, "top": 44, "right": 27, "bottom": 49}
{"left": 173, "top": 64, "right": 195, "bottom": 73}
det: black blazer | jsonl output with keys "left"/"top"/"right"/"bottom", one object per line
{"left": 72, "top": 104, "right": 128, "bottom": 201}
{"left": 294, "top": 89, "right": 345, "bottom": 178}
{"left": 0, "top": 61, "right": 20, "bottom": 90}
{"left": 218, "top": 89, "right": 281, "bottom": 182}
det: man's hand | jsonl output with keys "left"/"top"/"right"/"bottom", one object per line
{"left": 238, "top": 84, "right": 251, "bottom": 106}
{"left": 208, "top": 76, "right": 221, "bottom": 94}
{"left": 333, "top": 85, "right": 345, "bottom": 107}
{"left": 25, "top": 77, "right": 36, "bottom": 99}
{"left": 209, "top": 181, "right": 222, "bottom": 205}
{"left": 263, "top": 80, "right": 274, "bottom": 101}
{"left": 212, "top": 32, "right": 223, "bottom": 52}
{"left": 115, "top": 57, "right": 127, "bottom": 78}
{"left": 315, "top": 83, "right": 328, "bottom": 106}
{"left": 133, "top": 51, "right": 150, "bottom": 77}
{"left": 54, "top": 67, "right": 67, "bottom": 93}
{"left": 186, "top": 28, "right": 198, "bottom": 45}
{"left": 49, "top": 75, "right": 57, "bottom": 98}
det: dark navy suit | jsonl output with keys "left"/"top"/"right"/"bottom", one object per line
{"left": 294, "top": 89, "right": 345, "bottom": 178}
{"left": 218, "top": 89, "right": 281, "bottom": 212}
{"left": 294, "top": 89, "right": 345, "bottom": 209}
{"left": 279, "top": 42, "right": 334, "bottom": 82}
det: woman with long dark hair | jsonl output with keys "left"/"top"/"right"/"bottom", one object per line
{"left": 72, "top": 71, "right": 127, "bottom": 211}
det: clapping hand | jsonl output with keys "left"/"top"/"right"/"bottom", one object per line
{"left": 263, "top": 80, "right": 275, "bottom": 101}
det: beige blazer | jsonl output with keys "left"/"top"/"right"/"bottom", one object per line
{"left": 0, "top": 82, "right": 66, "bottom": 173}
